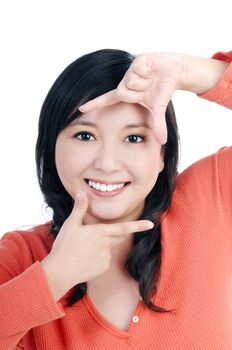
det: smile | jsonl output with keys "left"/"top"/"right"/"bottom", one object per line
{"left": 84, "top": 179, "right": 130, "bottom": 196}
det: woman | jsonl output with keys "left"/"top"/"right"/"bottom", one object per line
{"left": 0, "top": 49, "right": 231, "bottom": 349}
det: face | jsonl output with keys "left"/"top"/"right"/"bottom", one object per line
{"left": 55, "top": 102, "right": 164, "bottom": 225}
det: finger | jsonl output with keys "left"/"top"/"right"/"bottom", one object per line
{"left": 108, "top": 236, "right": 129, "bottom": 247}
{"left": 135, "top": 100, "right": 167, "bottom": 144}
{"left": 70, "top": 190, "right": 88, "bottom": 225}
{"left": 148, "top": 81, "right": 174, "bottom": 144}
{"left": 79, "top": 90, "right": 119, "bottom": 112}
{"left": 131, "top": 55, "right": 153, "bottom": 78}
{"left": 115, "top": 87, "right": 144, "bottom": 104}
{"left": 101, "top": 220, "right": 154, "bottom": 238}
{"left": 79, "top": 89, "right": 144, "bottom": 111}
{"left": 132, "top": 63, "right": 151, "bottom": 78}
{"left": 124, "top": 74, "right": 153, "bottom": 91}
{"left": 151, "top": 114, "right": 168, "bottom": 145}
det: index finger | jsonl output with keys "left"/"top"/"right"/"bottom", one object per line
{"left": 151, "top": 112, "right": 168, "bottom": 145}
{"left": 79, "top": 90, "right": 119, "bottom": 113}
{"left": 100, "top": 220, "right": 154, "bottom": 238}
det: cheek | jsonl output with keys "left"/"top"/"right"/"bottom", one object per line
{"left": 133, "top": 149, "right": 163, "bottom": 193}
{"left": 55, "top": 142, "right": 86, "bottom": 191}
{"left": 55, "top": 147, "right": 100, "bottom": 200}
{"left": 133, "top": 148, "right": 162, "bottom": 174}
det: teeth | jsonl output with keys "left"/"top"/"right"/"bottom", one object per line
{"left": 88, "top": 180, "right": 125, "bottom": 192}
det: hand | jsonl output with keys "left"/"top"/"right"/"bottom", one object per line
{"left": 79, "top": 53, "right": 186, "bottom": 144}
{"left": 46, "top": 190, "right": 154, "bottom": 291}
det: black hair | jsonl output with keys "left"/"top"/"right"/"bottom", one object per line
{"left": 36, "top": 49, "right": 179, "bottom": 313}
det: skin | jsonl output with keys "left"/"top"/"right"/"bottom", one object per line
{"left": 42, "top": 52, "right": 229, "bottom": 301}
{"left": 80, "top": 53, "right": 229, "bottom": 144}
{"left": 55, "top": 102, "right": 164, "bottom": 267}
{"left": 55, "top": 102, "right": 164, "bottom": 226}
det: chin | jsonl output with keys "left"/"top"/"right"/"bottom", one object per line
{"left": 88, "top": 206, "right": 130, "bottom": 223}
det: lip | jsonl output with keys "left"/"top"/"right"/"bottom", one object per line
{"left": 85, "top": 178, "right": 129, "bottom": 186}
{"left": 84, "top": 179, "right": 130, "bottom": 197}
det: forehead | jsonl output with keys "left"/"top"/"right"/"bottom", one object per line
{"left": 70, "top": 102, "right": 152, "bottom": 129}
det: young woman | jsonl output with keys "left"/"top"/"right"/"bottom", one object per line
{"left": 0, "top": 49, "right": 231, "bottom": 349}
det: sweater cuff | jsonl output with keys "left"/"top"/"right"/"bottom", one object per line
{"left": 1, "top": 261, "right": 65, "bottom": 343}
{"left": 198, "top": 50, "right": 232, "bottom": 109}
{"left": 32, "top": 261, "right": 65, "bottom": 321}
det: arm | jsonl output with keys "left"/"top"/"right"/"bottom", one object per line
{"left": 0, "top": 233, "right": 65, "bottom": 350}
{"left": 79, "top": 50, "right": 232, "bottom": 143}
{"left": 197, "top": 50, "right": 232, "bottom": 109}
{"left": 182, "top": 54, "right": 230, "bottom": 95}
{"left": 0, "top": 197, "right": 153, "bottom": 349}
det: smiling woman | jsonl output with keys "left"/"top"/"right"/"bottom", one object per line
{"left": 37, "top": 49, "right": 179, "bottom": 311}
{"left": 0, "top": 48, "right": 232, "bottom": 349}
{"left": 55, "top": 102, "right": 165, "bottom": 225}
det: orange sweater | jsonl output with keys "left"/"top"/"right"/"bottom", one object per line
{"left": 0, "top": 51, "right": 232, "bottom": 350}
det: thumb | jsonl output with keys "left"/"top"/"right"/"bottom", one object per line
{"left": 71, "top": 190, "right": 88, "bottom": 225}
{"left": 151, "top": 113, "right": 168, "bottom": 145}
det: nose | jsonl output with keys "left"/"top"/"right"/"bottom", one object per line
{"left": 93, "top": 143, "right": 122, "bottom": 173}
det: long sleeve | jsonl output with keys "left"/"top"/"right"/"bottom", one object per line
{"left": 0, "top": 231, "right": 65, "bottom": 350}
{"left": 195, "top": 50, "right": 232, "bottom": 237}
{"left": 198, "top": 50, "right": 232, "bottom": 109}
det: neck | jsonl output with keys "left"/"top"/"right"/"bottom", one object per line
{"left": 110, "top": 236, "right": 134, "bottom": 268}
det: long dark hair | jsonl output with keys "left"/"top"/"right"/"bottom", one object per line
{"left": 36, "top": 49, "right": 179, "bottom": 313}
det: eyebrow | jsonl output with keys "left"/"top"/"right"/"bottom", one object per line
{"left": 68, "top": 120, "right": 151, "bottom": 129}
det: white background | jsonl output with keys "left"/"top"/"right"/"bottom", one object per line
{"left": 0, "top": 1, "right": 231, "bottom": 236}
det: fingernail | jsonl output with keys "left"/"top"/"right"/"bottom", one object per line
{"left": 76, "top": 191, "right": 84, "bottom": 201}
{"left": 145, "top": 222, "right": 154, "bottom": 229}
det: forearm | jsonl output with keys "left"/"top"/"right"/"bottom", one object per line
{"left": 182, "top": 54, "right": 229, "bottom": 95}
{"left": 0, "top": 262, "right": 64, "bottom": 349}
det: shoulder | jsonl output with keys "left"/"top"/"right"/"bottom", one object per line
{"left": 0, "top": 222, "right": 55, "bottom": 264}
{"left": 175, "top": 146, "right": 231, "bottom": 199}
{"left": 164, "top": 146, "right": 232, "bottom": 224}
{"left": 161, "top": 146, "right": 232, "bottom": 250}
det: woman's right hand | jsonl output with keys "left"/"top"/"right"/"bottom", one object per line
{"left": 41, "top": 190, "right": 154, "bottom": 300}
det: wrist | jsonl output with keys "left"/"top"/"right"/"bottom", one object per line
{"left": 41, "top": 255, "right": 71, "bottom": 302}
{"left": 181, "top": 54, "right": 229, "bottom": 94}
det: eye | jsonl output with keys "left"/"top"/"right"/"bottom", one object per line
{"left": 124, "top": 135, "right": 145, "bottom": 143}
{"left": 74, "top": 131, "right": 95, "bottom": 141}
{"left": 73, "top": 132, "right": 145, "bottom": 143}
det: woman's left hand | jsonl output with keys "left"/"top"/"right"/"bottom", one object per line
{"left": 79, "top": 53, "right": 187, "bottom": 144}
